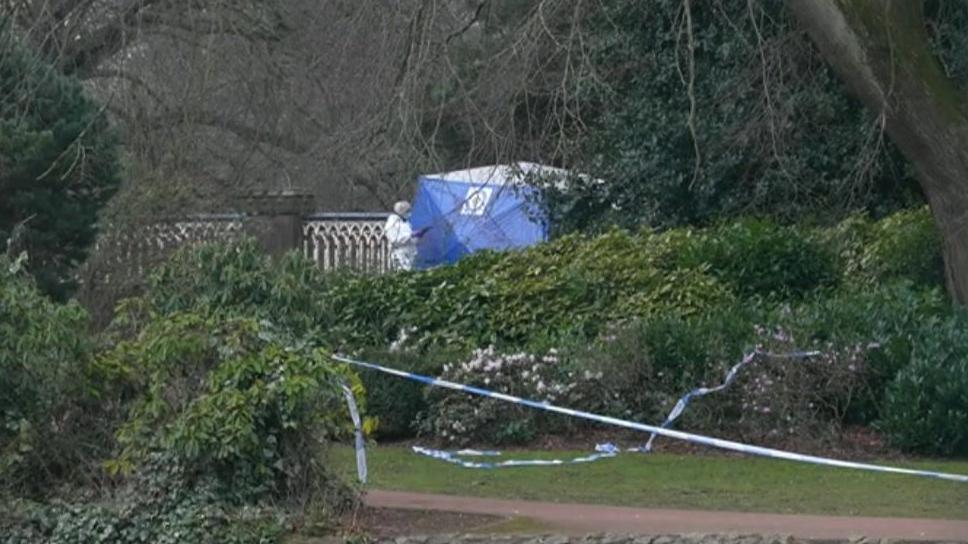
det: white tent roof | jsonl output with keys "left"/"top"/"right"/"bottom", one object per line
{"left": 424, "top": 162, "right": 571, "bottom": 187}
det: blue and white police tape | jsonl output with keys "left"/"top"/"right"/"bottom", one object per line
{"left": 411, "top": 443, "right": 625, "bottom": 468}
{"left": 341, "top": 383, "right": 368, "bottom": 483}
{"left": 411, "top": 446, "right": 617, "bottom": 468}
{"left": 637, "top": 349, "right": 820, "bottom": 452}
{"left": 332, "top": 354, "right": 968, "bottom": 483}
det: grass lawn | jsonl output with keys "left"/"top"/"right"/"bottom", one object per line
{"left": 330, "top": 445, "right": 968, "bottom": 519}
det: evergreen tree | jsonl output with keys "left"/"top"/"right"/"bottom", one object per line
{"left": 0, "top": 22, "right": 121, "bottom": 299}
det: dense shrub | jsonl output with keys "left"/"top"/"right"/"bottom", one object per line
{"left": 2, "top": 244, "right": 363, "bottom": 541}
{"left": 0, "top": 253, "right": 107, "bottom": 497}
{"left": 548, "top": 0, "right": 921, "bottom": 235}
{"left": 475, "top": 229, "right": 734, "bottom": 345}
{"left": 408, "top": 281, "right": 945, "bottom": 450}
{"left": 321, "top": 211, "right": 931, "bottom": 356}
{"left": 100, "top": 210, "right": 956, "bottom": 457}
{"left": 681, "top": 328, "right": 875, "bottom": 448}
{"left": 880, "top": 313, "right": 968, "bottom": 456}
{"left": 765, "top": 282, "right": 951, "bottom": 425}
{"left": 581, "top": 283, "right": 948, "bottom": 437}
{"left": 131, "top": 210, "right": 940, "bottom": 361}
{"left": 141, "top": 239, "right": 332, "bottom": 339}
{"left": 861, "top": 207, "right": 943, "bottom": 287}
{"left": 571, "top": 304, "right": 763, "bottom": 425}
{"left": 415, "top": 320, "right": 877, "bottom": 450}
{"left": 769, "top": 280, "right": 948, "bottom": 345}
{"left": 674, "top": 218, "right": 839, "bottom": 297}
{"left": 100, "top": 311, "right": 357, "bottom": 503}
{"left": 557, "top": 306, "right": 875, "bottom": 447}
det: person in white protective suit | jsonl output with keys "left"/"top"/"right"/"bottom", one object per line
{"left": 384, "top": 201, "right": 427, "bottom": 270}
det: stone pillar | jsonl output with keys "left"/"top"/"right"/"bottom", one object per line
{"left": 237, "top": 192, "right": 315, "bottom": 257}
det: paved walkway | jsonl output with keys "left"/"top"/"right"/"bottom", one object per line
{"left": 366, "top": 490, "right": 968, "bottom": 540}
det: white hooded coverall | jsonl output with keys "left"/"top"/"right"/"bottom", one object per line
{"left": 385, "top": 213, "right": 417, "bottom": 270}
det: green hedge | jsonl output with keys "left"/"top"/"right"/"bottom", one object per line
{"left": 323, "top": 222, "right": 840, "bottom": 352}
{"left": 676, "top": 218, "right": 839, "bottom": 297}
{"left": 324, "top": 210, "right": 941, "bottom": 354}
{"left": 135, "top": 209, "right": 943, "bottom": 358}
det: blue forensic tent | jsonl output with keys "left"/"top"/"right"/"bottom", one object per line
{"left": 410, "top": 162, "right": 563, "bottom": 268}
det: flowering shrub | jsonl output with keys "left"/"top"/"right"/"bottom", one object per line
{"left": 420, "top": 347, "right": 609, "bottom": 445}
{"left": 419, "top": 322, "right": 880, "bottom": 450}
{"left": 712, "top": 326, "right": 875, "bottom": 447}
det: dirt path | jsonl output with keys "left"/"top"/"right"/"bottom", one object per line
{"left": 365, "top": 490, "right": 968, "bottom": 540}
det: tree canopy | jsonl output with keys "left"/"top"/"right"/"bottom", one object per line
{"left": 548, "top": 0, "right": 924, "bottom": 233}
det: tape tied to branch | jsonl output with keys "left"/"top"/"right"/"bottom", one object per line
{"left": 638, "top": 349, "right": 821, "bottom": 452}
{"left": 341, "top": 383, "right": 367, "bottom": 483}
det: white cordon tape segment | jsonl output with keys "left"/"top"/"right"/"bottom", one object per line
{"left": 333, "top": 354, "right": 968, "bottom": 483}
{"left": 411, "top": 445, "right": 617, "bottom": 468}
{"left": 341, "top": 383, "right": 368, "bottom": 483}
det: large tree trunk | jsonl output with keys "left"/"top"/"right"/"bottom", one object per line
{"left": 786, "top": 0, "right": 968, "bottom": 302}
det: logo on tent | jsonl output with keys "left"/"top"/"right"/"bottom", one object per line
{"left": 460, "top": 187, "right": 493, "bottom": 216}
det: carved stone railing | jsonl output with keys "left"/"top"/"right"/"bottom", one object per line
{"left": 303, "top": 212, "right": 390, "bottom": 273}
{"left": 86, "top": 215, "right": 245, "bottom": 285}
{"left": 83, "top": 209, "right": 391, "bottom": 290}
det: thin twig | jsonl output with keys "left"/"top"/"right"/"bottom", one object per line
{"left": 682, "top": 0, "right": 702, "bottom": 189}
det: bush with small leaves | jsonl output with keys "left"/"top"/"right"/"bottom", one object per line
{"left": 355, "top": 346, "right": 468, "bottom": 439}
